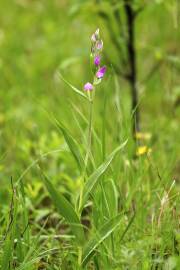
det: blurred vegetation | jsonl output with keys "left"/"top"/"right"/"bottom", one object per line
{"left": 0, "top": 0, "right": 179, "bottom": 269}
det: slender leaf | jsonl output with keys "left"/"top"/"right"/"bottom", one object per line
{"left": 1, "top": 188, "right": 18, "bottom": 270}
{"left": 19, "top": 218, "right": 49, "bottom": 269}
{"left": 119, "top": 213, "right": 136, "bottom": 242}
{"left": 58, "top": 72, "right": 89, "bottom": 100}
{"left": 82, "top": 213, "right": 123, "bottom": 266}
{"left": 80, "top": 140, "right": 128, "bottom": 210}
{"left": 105, "top": 179, "right": 118, "bottom": 217}
{"left": 1, "top": 236, "right": 13, "bottom": 270}
{"left": 42, "top": 174, "right": 85, "bottom": 245}
{"left": 71, "top": 101, "right": 101, "bottom": 147}
{"left": 55, "top": 119, "right": 85, "bottom": 173}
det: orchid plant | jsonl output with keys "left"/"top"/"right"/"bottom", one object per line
{"left": 42, "top": 28, "right": 128, "bottom": 268}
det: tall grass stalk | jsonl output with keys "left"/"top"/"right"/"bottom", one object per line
{"left": 78, "top": 89, "right": 94, "bottom": 214}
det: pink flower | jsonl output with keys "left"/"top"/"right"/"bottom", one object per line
{"left": 96, "top": 40, "right": 103, "bottom": 50}
{"left": 94, "top": 55, "right": 100, "bottom": 66}
{"left": 96, "top": 66, "right": 106, "bottom": 79}
{"left": 84, "top": 82, "right": 93, "bottom": 91}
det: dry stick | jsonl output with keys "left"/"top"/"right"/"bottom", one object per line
{"left": 124, "top": 0, "right": 140, "bottom": 135}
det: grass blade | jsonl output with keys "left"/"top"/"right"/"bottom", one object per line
{"left": 58, "top": 72, "right": 89, "bottom": 100}
{"left": 1, "top": 236, "right": 13, "bottom": 270}
{"left": 42, "top": 173, "right": 85, "bottom": 245}
{"left": 1, "top": 181, "right": 18, "bottom": 270}
{"left": 102, "top": 179, "right": 118, "bottom": 219}
{"left": 80, "top": 140, "right": 128, "bottom": 210}
{"left": 55, "top": 119, "right": 85, "bottom": 173}
{"left": 82, "top": 213, "right": 123, "bottom": 266}
{"left": 119, "top": 213, "right": 136, "bottom": 242}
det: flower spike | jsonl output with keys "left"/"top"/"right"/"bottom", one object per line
{"left": 83, "top": 28, "right": 106, "bottom": 92}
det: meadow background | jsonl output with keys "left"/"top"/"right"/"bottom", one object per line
{"left": 0, "top": 0, "right": 180, "bottom": 269}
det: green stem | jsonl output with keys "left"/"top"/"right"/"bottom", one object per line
{"left": 78, "top": 92, "right": 94, "bottom": 213}
{"left": 78, "top": 246, "right": 82, "bottom": 267}
{"left": 84, "top": 98, "right": 93, "bottom": 170}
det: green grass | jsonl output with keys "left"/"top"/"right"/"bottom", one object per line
{"left": 0, "top": 0, "right": 180, "bottom": 269}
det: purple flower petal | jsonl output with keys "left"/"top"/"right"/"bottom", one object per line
{"left": 94, "top": 55, "right": 100, "bottom": 66}
{"left": 84, "top": 82, "right": 93, "bottom": 91}
{"left": 96, "top": 66, "right": 106, "bottom": 79}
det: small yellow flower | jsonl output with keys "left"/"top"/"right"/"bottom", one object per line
{"left": 136, "top": 146, "right": 152, "bottom": 156}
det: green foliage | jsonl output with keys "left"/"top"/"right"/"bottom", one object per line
{"left": 80, "top": 140, "right": 128, "bottom": 211}
{"left": 82, "top": 213, "right": 123, "bottom": 266}
{"left": 42, "top": 173, "right": 85, "bottom": 245}
{"left": 0, "top": 0, "right": 179, "bottom": 269}
{"left": 55, "top": 118, "right": 85, "bottom": 173}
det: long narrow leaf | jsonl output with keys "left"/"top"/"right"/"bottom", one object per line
{"left": 82, "top": 213, "right": 123, "bottom": 266}
{"left": 1, "top": 187, "right": 18, "bottom": 270}
{"left": 1, "top": 237, "right": 13, "bottom": 270}
{"left": 42, "top": 174, "right": 85, "bottom": 245}
{"left": 58, "top": 72, "right": 89, "bottom": 100}
{"left": 55, "top": 119, "right": 85, "bottom": 173}
{"left": 80, "top": 140, "right": 128, "bottom": 210}
{"left": 119, "top": 213, "right": 135, "bottom": 242}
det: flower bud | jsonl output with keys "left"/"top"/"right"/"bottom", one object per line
{"left": 84, "top": 82, "right": 93, "bottom": 91}
{"left": 94, "top": 55, "right": 100, "bottom": 66}
{"left": 91, "top": 28, "right": 100, "bottom": 42}
{"left": 96, "top": 66, "right": 106, "bottom": 79}
{"left": 96, "top": 40, "right": 103, "bottom": 50}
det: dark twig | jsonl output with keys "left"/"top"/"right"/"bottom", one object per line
{"left": 124, "top": 0, "right": 140, "bottom": 135}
